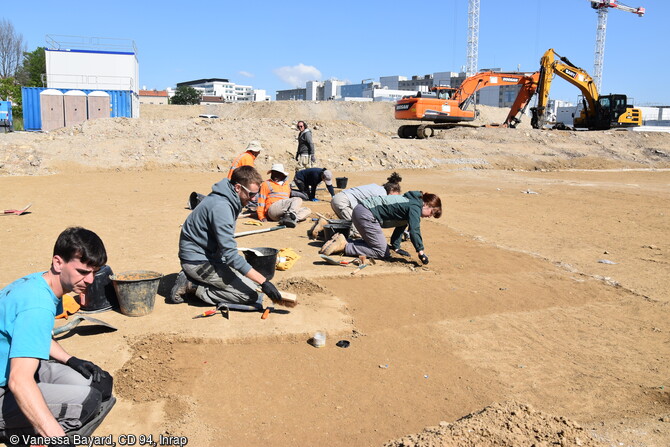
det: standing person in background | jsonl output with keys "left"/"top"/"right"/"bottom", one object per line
{"left": 293, "top": 167, "right": 335, "bottom": 202}
{"left": 257, "top": 163, "right": 311, "bottom": 229}
{"left": 295, "top": 121, "right": 315, "bottom": 169}
{"left": 319, "top": 191, "right": 442, "bottom": 264}
{"left": 227, "top": 140, "right": 264, "bottom": 180}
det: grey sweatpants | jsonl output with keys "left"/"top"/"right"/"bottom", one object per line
{"left": 0, "top": 361, "right": 101, "bottom": 436}
{"left": 344, "top": 205, "right": 391, "bottom": 259}
{"left": 182, "top": 261, "right": 261, "bottom": 306}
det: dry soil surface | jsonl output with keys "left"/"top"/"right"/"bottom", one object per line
{"left": 1, "top": 102, "right": 669, "bottom": 447}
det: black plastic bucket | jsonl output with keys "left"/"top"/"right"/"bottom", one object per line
{"left": 110, "top": 270, "right": 162, "bottom": 317}
{"left": 335, "top": 177, "right": 348, "bottom": 189}
{"left": 323, "top": 223, "right": 351, "bottom": 241}
{"left": 80, "top": 265, "right": 117, "bottom": 313}
{"left": 243, "top": 247, "right": 279, "bottom": 281}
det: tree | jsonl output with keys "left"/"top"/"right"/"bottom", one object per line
{"left": 17, "top": 47, "right": 46, "bottom": 87}
{"left": 0, "top": 77, "right": 21, "bottom": 114}
{"left": 0, "top": 19, "right": 27, "bottom": 78}
{"left": 170, "top": 86, "right": 201, "bottom": 105}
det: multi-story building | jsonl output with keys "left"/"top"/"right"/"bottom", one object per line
{"left": 276, "top": 70, "right": 529, "bottom": 107}
{"left": 176, "top": 78, "right": 257, "bottom": 102}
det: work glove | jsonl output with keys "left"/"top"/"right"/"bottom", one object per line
{"left": 310, "top": 154, "right": 317, "bottom": 164}
{"left": 260, "top": 280, "right": 283, "bottom": 302}
{"left": 66, "top": 356, "right": 105, "bottom": 382}
{"left": 311, "top": 198, "right": 319, "bottom": 202}
{"left": 394, "top": 248, "right": 410, "bottom": 257}
{"left": 419, "top": 253, "right": 429, "bottom": 265}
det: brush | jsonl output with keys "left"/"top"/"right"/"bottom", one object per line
{"left": 257, "top": 288, "right": 298, "bottom": 308}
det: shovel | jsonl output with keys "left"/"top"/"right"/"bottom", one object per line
{"left": 53, "top": 315, "right": 117, "bottom": 336}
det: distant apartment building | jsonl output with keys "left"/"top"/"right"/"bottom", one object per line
{"left": 276, "top": 70, "right": 528, "bottom": 107}
{"left": 175, "top": 78, "right": 268, "bottom": 102}
{"left": 276, "top": 87, "right": 306, "bottom": 101}
{"left": 139, "top": 90, "right": 168, "bottom": 105}
{"left": 277, "top": 79, "right": 346, "bottom": 101}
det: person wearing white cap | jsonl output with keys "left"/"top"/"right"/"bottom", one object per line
{"left": 257, "top": 164, "right": 311, "bottom": 228}
{"left": 226, "top": 140, "right": 263, "bottom": 180}
{"left": 293, "top": 167, "right": 335, "bottom": 201}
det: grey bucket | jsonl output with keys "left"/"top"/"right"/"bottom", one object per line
{"left": 110, "top": 270, "right": 162, "bottom": 317}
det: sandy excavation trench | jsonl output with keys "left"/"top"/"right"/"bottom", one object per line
{"left": 1, "top": 101, "right": 669, "bottom": 446}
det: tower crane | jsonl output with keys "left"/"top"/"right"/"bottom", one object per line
{"left": 466, "top": 0, "right": 480, "bottom": 77}
{"left": 588, "top": 0, "right": 645, "bottom": 91}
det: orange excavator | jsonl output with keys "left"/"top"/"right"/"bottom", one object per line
{"left": 395, "top": 71, "right": 540, "bottom": 138}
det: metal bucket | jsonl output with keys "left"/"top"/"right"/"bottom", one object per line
{"left": 243, "top": 247, "right": 279, "bottom": 281}
{"left": 110, "top": 270, "right": 162, "bottom": 317}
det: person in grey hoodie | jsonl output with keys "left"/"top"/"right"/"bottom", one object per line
{"left": 295, "top": 121, "right": 315, "bottom": 168}
{"left": 170, "top": 166, "right": 283, "bottom": 307}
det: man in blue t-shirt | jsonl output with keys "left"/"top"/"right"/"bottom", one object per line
{"left": 0, "top": 227, "right": 115, "bottom": 444}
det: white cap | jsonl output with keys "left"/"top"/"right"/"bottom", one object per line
{"left": 246, "top": 140, "right": 264, "bottom": 152}
{"left": 268, "top": 163, "right": 289, "bottom": 177}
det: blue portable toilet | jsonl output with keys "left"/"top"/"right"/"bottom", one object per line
{"left": 0, "top": 100, "right": 12, "bottom": 133}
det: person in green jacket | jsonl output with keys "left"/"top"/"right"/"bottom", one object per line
{"left": 319, "top": 190, "right": 442, "bottom": 264}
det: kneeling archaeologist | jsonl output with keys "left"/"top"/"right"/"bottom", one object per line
{"left": 0, "top": 227, "right": 115, "bottom": 444}
{"left": 257, "top": 163, "right": 311, "bottom": 228}
{"left": 171, "top": 166, "right": 286, "bottom": 308}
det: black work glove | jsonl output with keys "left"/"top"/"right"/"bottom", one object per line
{"left": 394, "top": 248, "right": 410, "bottom": 257}
{"left": 66, "top": 356, "right": 105, "bottom": 382}
{"left": 419, "top": 253, "right": 429, "bottom": 265}
{"left": 261, "top": 280, "right": 282, "bottom": 302}
{"left": 310, "top": 154, "right": 317, "bottom": 164}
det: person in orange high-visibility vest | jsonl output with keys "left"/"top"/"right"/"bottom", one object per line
{"left": 227, "top": 140, "right": 263, "bottom": 180}
{"left": 257, "top": 163, "right": 311, "bottom": 228}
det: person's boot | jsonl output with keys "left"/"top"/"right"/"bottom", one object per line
{"left": 280, "top": 211, "right": 297, "bottom": 228}
{"left": 319, "top": 233, "right": 348, "bottom": 256}
{"left": 308, "top": 217, "right": 328, "bottom": 240}
{"left": 168, "top": 271, "right": 195, "bottom": 304}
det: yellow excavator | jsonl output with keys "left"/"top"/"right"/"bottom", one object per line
{"left": 531, "top": 48, "right": 641, "bottom": 130}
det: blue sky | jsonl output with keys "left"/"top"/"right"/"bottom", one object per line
{"left": 4, "top": 0, "right": 667, "bottom": 105}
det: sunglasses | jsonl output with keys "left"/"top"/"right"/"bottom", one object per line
{"left": 238, "top": 183, "right": 258, "bottom": 199}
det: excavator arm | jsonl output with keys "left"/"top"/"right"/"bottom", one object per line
{"left": 533, "top": 48, "right": 600, "bottom": 129}
{"left": 451, "top": 71, "right": 540, "bottom": 111}
{"left": 501, "top": 72, "right": 540, "bottom": 128}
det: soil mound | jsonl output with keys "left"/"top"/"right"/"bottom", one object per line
{"left": 1, "top": 102, "right": 668, "bottom": 177}
{"left": 384, "top": 401, "right": 606, "bottom": 447}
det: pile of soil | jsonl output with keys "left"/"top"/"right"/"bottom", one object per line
{"left": 1, "top": 102, "right": 668, "bottom": 177}
{"left": 384, "top": 402, "right": 606, "bottom": 447}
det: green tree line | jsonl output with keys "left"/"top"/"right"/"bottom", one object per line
{"left": 1, "top": 18, "right": 47, "bottom": 120}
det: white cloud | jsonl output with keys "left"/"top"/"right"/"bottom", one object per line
{"left": 273, "top": 63, "right": 322, "bottom": 88}
{"left": 238, "top": 71, "right": 254, "bottom": 78}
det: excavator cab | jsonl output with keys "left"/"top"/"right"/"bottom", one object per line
{"left": 599, "top": 94, "right": 642, "bottom": 128}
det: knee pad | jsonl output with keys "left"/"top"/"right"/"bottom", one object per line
{"left": 80, "top": 388, "right": 103, "bottom": 425}
{"left": 90, "top": 372, "right": 114, "bottom": 401}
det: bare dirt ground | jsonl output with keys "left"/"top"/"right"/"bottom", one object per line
{"left": 1, "top": 101, "right": 669, "bottom": 446}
